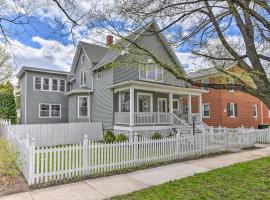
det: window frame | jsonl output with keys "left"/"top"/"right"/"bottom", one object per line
{"left": 139, "top": 64, "right": 164, "bottom": 82}
{"left": 137, "top": 92, "right": 153, "bottom": 112}
{"left": 229, "top": 103, "right": 236, "bottom": 118}
{"left": 201, "top": 79, "right": 209, "bottom": 91}
{"left": 77, "top": 96, "right": 89, "bottom": 118}
{"left": 172, "top": 99, "right": 179, "bottom": 111}
{"left": 33, "top": 76, "right": 42, "bottom": 91}
{"left": 59, "top": 79, "right": 66, "bottom": 92}
{"left": 80, "top": 69, "right": 87, "bottom": 87}
{"left": 39, "top": 103, "right": 61, "bottom": 118}
{"left": 42, "top": 77, "right": 50, "bottom": 91}
{"left": 228, "top": 78, "right": 235, "bottom": 92}
{"left": 202, "top": 103, "right": 210, "bottom": 118}
{"left": 119, "top": 91, "right": 130, "bottom": 112}
{"left": 51, "top": 78, "right": 59, "bottom": 92}
{"left": 253, "top": 104, "right": 258, "bottom": 118}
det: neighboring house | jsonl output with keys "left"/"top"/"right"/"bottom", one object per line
{"left": 188, "top": 65, "right": 270, "bottom": 128}
{"left": 17, "top": 21, "right": 206, "bottom": 134}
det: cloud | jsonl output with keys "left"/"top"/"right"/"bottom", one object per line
{"left": 9, "top": 36, "right": 75, "bottom": 72}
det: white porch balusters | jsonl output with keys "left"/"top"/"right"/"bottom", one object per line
{"left": 199, "top": 94, "right": 203, "bottom": 122}
{"left": 188, "top": 94, "right": 192, "bottom": 123}
{"left": 130, "top": 87, "right": 135, "bottom": 126}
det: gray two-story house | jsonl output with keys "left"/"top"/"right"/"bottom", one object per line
{"left": 17, "top": 21, "right": 206, "bottom": 134}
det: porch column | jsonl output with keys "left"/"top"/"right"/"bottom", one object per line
{"left": 188, "top": 94, "right": 192, "bottom": 123}
{"left": 130, "top": 87, "right": 134, "bottom": 126}
{"left": 169, "top": 92, "right": 173, "bottom": 113}
{"left": 198, "top": 94, "right": 202, "bottom": 122}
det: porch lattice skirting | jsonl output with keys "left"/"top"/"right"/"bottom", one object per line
{"left": 1, "top": 120, "right": 270, "bottom": 185}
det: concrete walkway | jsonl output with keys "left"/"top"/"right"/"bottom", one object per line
{"left": 2, "top": 145, "right": 270, "bottom": 200}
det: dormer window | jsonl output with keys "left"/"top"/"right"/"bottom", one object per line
{"left": 81, "top": 54, "right": 85, "bottom": 63}
{"left": 80, "top": 69, "right": 87, "bottom": 87}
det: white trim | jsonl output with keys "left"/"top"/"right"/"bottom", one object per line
{"left": 229, "top": 103, "right": 236, "bottom": 118}
{"left": 77, "top": 96, "right": 90, "bottom": 118}
{"left": 253, "top": 104, "right": 258, "bottom": 118}
{"left": 80, "top": 69, "right": 86, "bottom": 87}
{"left": 42, "top": 77, "right": 50, "bottom": 91}
{"left": 65, "top": 90, "right": 93, "bottom": 96}
{"left": 24, "top": 73, "right": 27, "bottom": 124}
{"left": 172, "top": 99, "right": 179, "bottom": 111}
{"left": 139, "top": 64, "right": 164, "bottom": 83}
{"left": 114, "top": 125, "right": 172, "bottom": 132}
{"left": 39, "top": 103, "right": 61, "bottom": 119}
{"left": 202, "top": 103, "right": 210, "bottom": 118}
{"left": 137, "top": 92, "right": 153, "bottom": 112}
{"left": 33, "top": 76, "right": 66, "bottom": 93}
{"left": 157, "top": 98, "right": 168, "bottom": 112}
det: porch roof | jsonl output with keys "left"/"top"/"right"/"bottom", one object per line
{"left": 110, "top": 80, "right": 207, "bottom": 95}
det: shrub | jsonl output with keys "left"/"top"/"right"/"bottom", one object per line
{"left": 116, "top": 133, "right": 128, "bottom": 142}
{"left": 151, "top": 132, "right": 162, "bottom": 139}
{"left": 104, "top": 130, "right": 116, "bottom": 143}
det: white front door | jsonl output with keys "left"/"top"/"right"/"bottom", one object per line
{"left": 137, "top": 93, "right": 153, "bottom": 112}
{"left": 158, "top": 98, "right": 167, "bottom": 112}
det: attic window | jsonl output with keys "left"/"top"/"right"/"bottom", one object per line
{"left": 81, "top": 54, "right": 85, "bottom": 63}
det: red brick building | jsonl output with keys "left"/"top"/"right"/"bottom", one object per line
{"left": 188, "top": 66, "right": 270, "bottom": 128}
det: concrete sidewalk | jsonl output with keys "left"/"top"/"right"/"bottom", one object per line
{"left": 2, "top": 145, "right": 270, "bottom": 200}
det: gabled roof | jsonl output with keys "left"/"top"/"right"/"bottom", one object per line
{"left": 91, "top": 20, "right": 186, "bottom": 74}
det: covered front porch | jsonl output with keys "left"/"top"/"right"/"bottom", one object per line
{"left": 111, "top": 80, "right": 206, "bottom": 127}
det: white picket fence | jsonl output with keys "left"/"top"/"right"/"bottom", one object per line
{"left": 7, "top": 122, "right": 103, "bottom": 146}
{"left": 1, "top": 120, "right": 270, "bottom": 186}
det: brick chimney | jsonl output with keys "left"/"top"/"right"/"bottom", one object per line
{"left": 106, "top": 35, "right": 113, "bottom": 46}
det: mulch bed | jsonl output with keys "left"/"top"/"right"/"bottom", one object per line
{"left": 0, "top": 173, "right": 29, "bottom": 197}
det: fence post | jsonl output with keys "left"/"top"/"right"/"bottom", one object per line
{"left": 202, "top": 128, "right": 206, "bottom": 154}
{"left": 28, "top": 137, "right": 35, "bottom": 185}
{"left": 83, "top": 135, "right": 89, "bottom": 175}
{"left": 225, "top": 127, "right": 229, "bottom": 151}
{"left": 176, "top": 133, "right": 180, "bottom": 158}
{"left": 134, "top": 132, "right": 138, "bottom": 165}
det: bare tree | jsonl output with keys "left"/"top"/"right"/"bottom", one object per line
{"left": 0, "top": 46, "right": 13, "bottom": 83}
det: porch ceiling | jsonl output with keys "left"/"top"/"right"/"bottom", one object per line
{"left": 110, "top": 80, "right": 207, "bottom": 95}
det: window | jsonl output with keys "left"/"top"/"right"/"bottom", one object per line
{"left": 202, "top": 104, "right": 210, "bottom": 118}
{"left": 59, "top": 80, "right": 65, "bottom": 92}
{"left": 228, "top": 78, "right": 234, "bottom": 92}
{"left": 39, "top": 104, "right": 50, "bottom": 118}
{"left": 227, "top": 103, "right": 238, "bottom": 117}
{"left": 39, "top": 104, "right": 61, "bottom": 118}
{"left": 97, "top": 69, "right": 102, "bottom": 80}
{"left": 78, "top": 96, "right": 89, "bottom": 118}
{"left": 201, "top": 79, "right": 209, "bottom": 91}
{"left": 81, "top": 54, "right": 85, "bottom": 63}
{"left": 137, "top": 93, "right": 153, "bottom": 112}
{"left": 80, "top": 69, "right": 87, "bottom": 87}
{"left": 253, "top": 104, "right": 258, "bottom": 118}
{"left": 42, "top": 78, "right": 50, "bottom": 90}
{"left": 173, "top": 99, "right": 179, "bottom": 110}
{"left": 183, "top": 106, "right": 188, "bottom": 113}
{"left": 120, "top": 91, "right": 130, "bottom": 112}
{"left": 52, "top": 79, "right": 58, "bottom": 91}
{"left": 139, "top": 65, "right": 164, "bottom": 82}
{"left": 51, "top": 105, "right": 61, "bottom": 117}
{"left": 34, "top": 77, "right": 41, "bottom": 90}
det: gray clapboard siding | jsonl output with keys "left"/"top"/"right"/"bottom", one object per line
{"left": 25, "top": 71, "right": 68, "bottom": 124}
{"left": 91, "top": 68, "right": 114, "bottom": 129}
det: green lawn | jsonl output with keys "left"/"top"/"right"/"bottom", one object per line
{"left": 114, "top": 157, "right": 270, "bottom": 200}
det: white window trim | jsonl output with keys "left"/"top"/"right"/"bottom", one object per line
{"left": 80, "top": 69, "right": 87, "bottom": 87}
{"left": 77, "top": 96, "right": 89, "bottom": 118}
{"left": 119, "top": 91, "right": 130, "bottom": 112}
{"left": 33, "top": 77, "right": 66, "bottom": 93}
{"left": 39, "top": 103, "right": 61, "bottom": 118}
{"left": 97, "top": 69, "right": 102, "bottom": 80}
{"left": 81, "top": 54, "right": 85, "bottom": 63}
{"left": 137, "top": 92, "right": 153, "bottom": 112}
{"left": 253, "top": 104, "right": 258, "bottom": 118}
{"left": 157, "top": 98, "right": 168, "bottom": 112}
{"left": 202, "top": 103, "right": 210, "bottom": 118}
{"left": 201, "top": 79, "right": 209, "bottom": 91}
{"left": 228, "top": 78, "right": 235, "bottom": 92}
{"left": 33, "top": 76, "right": 42, "bottom": 91}
{"left": 51, "top": 78, "right": 59, "bottom": 92}
{"left": 59, "top": 79, "right": 66, "bottom": 93}
{"left": 229, "top": 103, "right": 236, "bottom": 118}
{"left": 42, "top": 77, "right": 50, "bottom": 91}
{"left": 172, "top": 99, "right": 179, "bottom": 111}
{"left": 139, "top": 64, "right": 164, "bottom": 83}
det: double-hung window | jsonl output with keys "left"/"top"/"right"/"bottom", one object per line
{"left": 202, "top": 79, "right": 209, "bottom": 91}
{"left": 202, "top": 104, "right": 210, "bottom": 118}
{"left": 139, "top": 65, "right": 163, "bottom": 82}
{"left": 173, "top": 99, "right": 179, "bottom": 111}
{"left": 227, "top": 103, "right": 237, "bottom": 117}
{"left": 42, "top": 78, "right": 50, "bottom": 91}
{"left": 78, "top": 96, "right": 89, "bottom": 118}
{"left": 253, "top": 104, "right": 258, "bottom": 118}
{"left": 39, "top": 104, "right": 61, "bottom": 118}
{"left": 228, "top": 78, "right": 234, "bottom": 92}
{"left": 120, "top": 91, "right": 130, "bottom": 112}
{"left": 80, "top": 69, "right": 87, "bottom": 87}
{"left": 34, "top": 77, "right": 41, "bottom": 90}
{"left": 52, "top": 79, "right": 58, "bottom": 91}
{"left": 59, "top": 80, "right": 65, "bottom": 92}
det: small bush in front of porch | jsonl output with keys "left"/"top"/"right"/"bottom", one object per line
{"left": 151, "top": 132, "right": 162, "bottom": 139}
{"left": 104, "top": 130, "right": 116, "bottom": 143}
{"left": 116, "top": 134, "right": 128, "bottom": 142}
